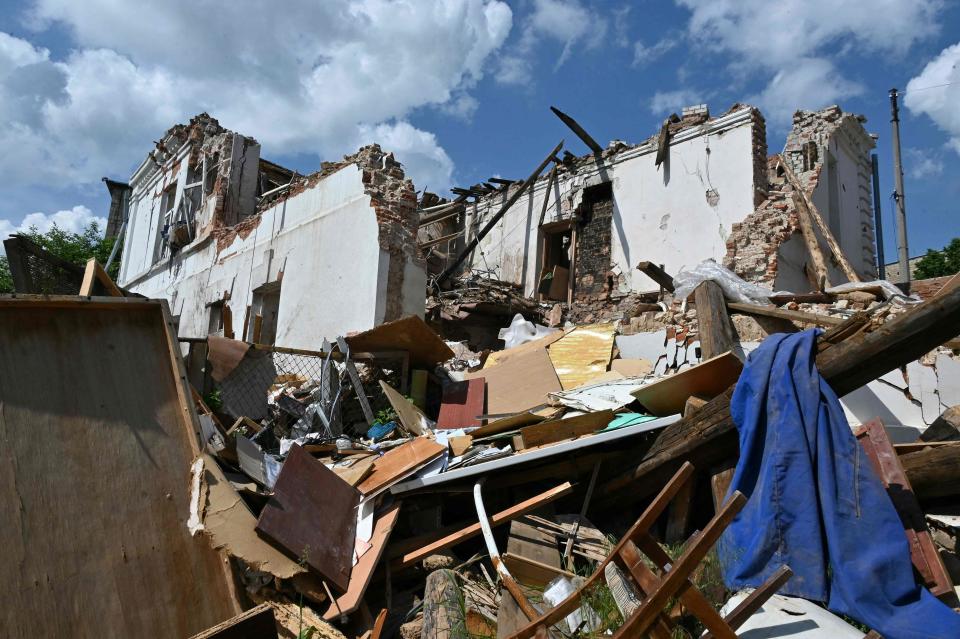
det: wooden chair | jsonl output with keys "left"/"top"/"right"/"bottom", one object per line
{"left": 507, "top": 462, "right": 793, "bottom": 639}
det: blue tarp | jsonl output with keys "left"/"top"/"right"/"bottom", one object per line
{"left": 719, "top": 329, "right": 960, "bottom": 639}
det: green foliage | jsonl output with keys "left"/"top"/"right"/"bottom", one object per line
{"left": 914, "top": 238, "right": 960, "bottom": 279}
{"left": 0, "top": 220, "right": 122, "bottom": 294}
{"left": 203, "top": 389, "right": 223, "bottom": 412}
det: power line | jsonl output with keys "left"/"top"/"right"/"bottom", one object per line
{"left": 903, "top": 81, "right": 954, "bottom": 94}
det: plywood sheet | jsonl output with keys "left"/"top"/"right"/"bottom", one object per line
{"left": 0, "top": 296, "right": 240, "bottom": 637}
{"left": 256, "top": 445, "right": 360, "bottom": 591}
{"left": 483, "top": 329, "right": 568, "bottom": 369}
{"left": 346, "top": 315, "right": 454, "bottom": 367}
{"left": 548, "top": 323, "right": 617, "bottom": 390}
{"left": 611, "top": 358, "right": 653, "bottom": 377}
{"left": 323, "top": 503, "right": 401, "bottom": 620}
{"left": 356, "top": 437, "right": 445, "bottom": 497}
{"left": 469, "top": 411, "right": 548, "bottom": 439}
{"left": 465, "top": 348, "right": 561, "bottom": 414}
{"left": 631, "top": 351, "right": 743, "bottom": 416}
{"left": 436, "top": 378, "right": 486, "bottom": 429}
{"left": 519, "top": 409, "right": 615, "bottom": 448}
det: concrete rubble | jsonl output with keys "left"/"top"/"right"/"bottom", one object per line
{"left": 4, "top": 99, "right": 960, "bottom": 639}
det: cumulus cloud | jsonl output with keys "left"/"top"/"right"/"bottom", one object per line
{"left": 0, "top": 0, "right": 514, "bottom": 202}
{"left": 0, "top": 205, "right": 106, "bottom": 250}
{"left": 905, "top": 42, "right": 960, "bottom": 154}
{"left": 496, "top": 0, "right": 608, "bottom": 85}
{"left": 905, "top": 148, "right": 945, "bottom": 180}
{"left": 677, "top": 0, "right": 943, "bottom": 125}
{"left": 649, "top": 89, "right": 703, "bottom": 115}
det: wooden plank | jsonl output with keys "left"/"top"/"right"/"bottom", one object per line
{"left": 0, "top": 297, "right": 241, "bottom": 636}
{"left": 727, "top": 302, "right": 843, "bottom": 327}
{"left": 694, "top": 280, "right": 736, "bottom": 360}
{"left": 502, "top": 552, "right": 575, "bottom": 587}
{"left": 710, "top": 467, "right": 735, "bottom": 514}
{"left": 346, "top": 315, "right": 454, "bottom": 368}
{"left": 498, "top": 519, "right": 562, "bottom": 638}
{"left": 519, "top": 409, "right": 615, "bottom": 448}
{"left": 631, "top": 351, "right": 743, "bottom": 417}
{"left": 683, "top": 394, "right": 709, "bottom": 417}
{"left": 855, "top": 420, "right": 954, "bottom": 597}
{"left": 611, "top": 358, "right": 653, "bottom": 377}
{"left": 710, "top": 565, "right": 793, "bottom": 636}
{"left": 436, "top": 378, "right": 486, "bottom": 429}
{"left": 665, "top": 470, "right": 695, "bottom": 543}
{"left": 356, "top": 437, "right": 445, "bottom": 497}
{"left": 397, "top": 482, "right": 574, "bottom": 569}
{"left": 336, "top": 336, "right": 375, "bottom": 426}
{"left": 331, "top": 454, "right": 378, "bottom": 487}
{"left": 537, "top": 166, "right": 558, "bottom": 228}
{"left": 323, "top": 503, "right": 401, "bottom": 620}
{"left": 470, "top": 411, "right": 547, "bottom": 439}
{"left": 371, "top": 608, "right": 388, "bottom": 639}
{"left": 782, "top": 160, "right": 860, "bottom": 283}
{"left": 465, "top": 347, "right": 561, "bottom": 414}
{"left": 550, "top": 106, "right": 603, "bottom": 154}
{"left": 188, "top": 604, "right": 277, "bottom": 639}
{"left": 79, "top": 258, "right": 123, "bottom": 297}
{"left": 636, "top": 261, "right": 675, "bottom": 292}
{"left": 255, "top": 445, "right": 360, "bottom": 592}
{"left": 781, "top": 160, "right": 831, "bottom": 289}
{"left": 483, "top": 329, "right": 569, "bottom": 369}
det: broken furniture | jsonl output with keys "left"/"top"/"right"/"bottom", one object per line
{"left": 507, "top": 462, "right": 792, "bottom": 638}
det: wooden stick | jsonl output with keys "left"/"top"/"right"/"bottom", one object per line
{"left": 712, "top": 565, "right": 792, "bottom": 635}
{"left": 397, "top": 482, "right": 574, "bottom": 569}
{"left": 782, "top": 160, "right": 861, "bottom": 283}
{"left": 562, "top": 461, "right": 601, "bottom": 566}
{"left": 79, "top": 258, "right": 123, "bottom": 297}
{"left": 537, "top": 167, "right": 558, "bottom": 228}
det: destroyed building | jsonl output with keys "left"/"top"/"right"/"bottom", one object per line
{"left": 116, "top": 114, "right": 425, "bottom": 347}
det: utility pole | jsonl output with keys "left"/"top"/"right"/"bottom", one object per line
{"left": 889, "top": 88, "right": 910, "bottom": 283}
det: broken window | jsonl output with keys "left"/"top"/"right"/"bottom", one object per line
{"left": 538, "top": 220, "right": 575, "bottom": 302}
{"left": 249, "top": 281, "right": 281, "bottom": 345}
{"left": 207, "top": 300, "right": 224, "bottom": 336}
{"left": 153, "top": 182, "right": 178, "bottom": 264}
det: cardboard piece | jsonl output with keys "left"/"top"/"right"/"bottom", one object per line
{"left": 484, "top": 329, "right": 569, "bottom": 369}
{"left": 449, "top": 435, "right": 474, "bottom": 457}
{"left": 548, "top": 323, "right": 617, "bottom": 390}
{"left": 207, "top": 335, "right": 253, "bottom": 382}
{"left": 466, "top": 348, "right": 561, "bottom": 414}
{"left": 256, "top": 445, "right": 360, "bottom": 592}
{"left": 631, "top": 351, "right": 743, "bottom": 416}
{"left": 519, "top": 409, "right": 615, "bottom": 448}
{"left": 323, "top": 503, "right": 402, "bottom": 620}
{"left": 611, "top": 358, "right": 654, "bottom": 377}
{"left": 437, "top": 378, "right": 486, "bottom": 429}
{"left": 380, "top": 380, "right": 431, "bottom": 435}
{"left": 330, "top": 454, "right": 378, "bottom": 487}
{"left": 346, "top": 315, "right": 454, "bottom": 367}
{"left": 356, "top": 438, "right": 446, "bottom": 497}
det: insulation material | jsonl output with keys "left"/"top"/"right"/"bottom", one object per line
{"left": 547, "top": 323, "right": 616, "bottom": 390}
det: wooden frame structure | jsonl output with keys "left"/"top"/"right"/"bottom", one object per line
{"left": 507, "top": 462, "right": 793, "bottom": 639}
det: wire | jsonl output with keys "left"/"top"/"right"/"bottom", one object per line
{"left": 903, "top": 81, "right": 954, "bottom": 94}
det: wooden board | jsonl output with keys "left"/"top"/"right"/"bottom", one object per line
{"left": 519, "top": 409, "right": 615, "bottom": 449}
{"left": 497, "top": 519, "right": 561, "bottom": 638}
{"left": 323, "top": 503, "right": 401, "bottom": 620}
{"left": 436, "top": 378, "right": 486, "bottom": 429}
{"left": 469, "top": 411, "right": 547, "bottom": 439}
{"left": 355, "top": 437, "right": 445, "bottom": 497}
{"left": 548, "top": 323, "right": 617, "bottom": 390}
{"left": 631, "top": 351, "right": 743, "bottom": 416}
{"left": 0, "top": 296, "right": 240, "bottom": 637}
{"left": 483, "top": 329, "right": 568, "bottom": 369}
{"left": 189, "top": 604, "right": 277, "bottom": 639}
{"left": 611, "top": 358, "right": 653, "bottom": 377}
{"left": 346, "top": 315, "right": 453, "bottom": 368}
{"left": 256, "top": 445, "right": 360, "bottom": 592}
{"left": 465, "top": 347, "right": 561, "bottom": 414}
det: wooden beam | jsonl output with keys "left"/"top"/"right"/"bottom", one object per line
{"left": 710, "top": 565, "right": 793, "bottom": 636}
{"left": 694, "top": 281, "right": 736, "bottom": 359}
{"left": 782, "top": 160, "right": 861, "bottom": 283}
{"left": 550, "top": 106, "right": 603, "bottom": 154}
{"left": 636, "top": 261, "right": 675, "bottom": 292}
{"left": 900, "top": 442, "right": 960, "bottom": 502}
{"left": 537, "top": 166, "right": 558, "bottom": 228}
{"left": 727, "top": 301, "right": 843, "bottom": 327}
{"left": 396, "top": 482, "right": 574, "bottom": 568}
{"left": 79, "top": 258, "right": 123, "bottom": 297}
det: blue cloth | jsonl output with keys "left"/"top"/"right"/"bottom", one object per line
{"left": 719, "top": 329, "right": 960, "bottom": 639}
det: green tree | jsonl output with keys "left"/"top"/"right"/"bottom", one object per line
{"left": 0, "top": 221, "right": 120, "bottom": 294}
{"left": 914, "top": 238, "right": 960, "bottom": 280}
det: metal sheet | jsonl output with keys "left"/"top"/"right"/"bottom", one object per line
{"left": 547, "top": 323, "right": 616, "bottom": 390}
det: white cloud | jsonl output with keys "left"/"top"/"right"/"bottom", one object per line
{"left": 649, "top": 89, "right": 703, "bottom": 115}
{"left": 905, "top": 148, "right": 945, "bottom": 180}
{"left": 905, "top": 42, "right": 960, "bottom": 155}
{"left": 0, "top": 205, "right": 106, "bottom": 251}
{"left": 633, "top": 37, "right": 678, "bottom": 66}
{"left": 496, "top": 0, "right": 608, "bottom": 84}
{"left": 677, "top": 0, "right": 943, "bottom": 125}
{"left": 0, "top": 0, "right": 514, "bottom": 202}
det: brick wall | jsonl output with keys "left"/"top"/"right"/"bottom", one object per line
{"left": 574, "top": 183, "right": 614, "bottom": 301}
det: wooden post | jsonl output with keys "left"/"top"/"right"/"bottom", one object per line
{"left": 694, "top": 280, "right": 736, "bottom": 360}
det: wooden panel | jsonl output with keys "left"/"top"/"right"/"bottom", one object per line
{"left": 631, "top": 351, "right": 743, "bottom": 416}
{"left": 355, "top": 437, "right": 445, "bottom": 497}
{"left": 498, "top": 520, "right": 561, "bottom": 638}
{"left": 483, "top": 329, "right": 568, "bottom": 369}
{"left": 436, "top": 378, "right": 486, "bottom": 429}
{"left": 256, "top": 444, "right": 360, "bottom": 592}
{"left": 189, "top": 604, "right": 277, "bottom": 639}
{"left": 323, "top": 503, "right": 401, "bottom": 620}
{"left": 465, "top": 348, "right": 561, "bottom": 414}
{"left": 854, "top": 419, "right": 954, "bottom": 597}
{"left": 519, "top": 409, "right": 615, "bottom": 448}
{"left": 345, "top": 315, "right": 453, "bottom": 368}
{"left": 0, "top": 297, "right": 240, "bottom": 637}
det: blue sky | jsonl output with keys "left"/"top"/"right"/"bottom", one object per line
{"left": 1, "top": 0, "right": 958, "bottom": 264}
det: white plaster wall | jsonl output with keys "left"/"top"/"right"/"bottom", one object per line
{"left": 125, "top": 165, "right": 398, "bottom": 349}
{"left": 467, "top": 108, "right": 758, "bottom": 297}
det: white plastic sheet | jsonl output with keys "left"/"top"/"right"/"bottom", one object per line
{"left": 498, "top": 313, "right": 559, "bottom": 349}
{"left": 672, "top": 259, "right": 787, "bottom": 304}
